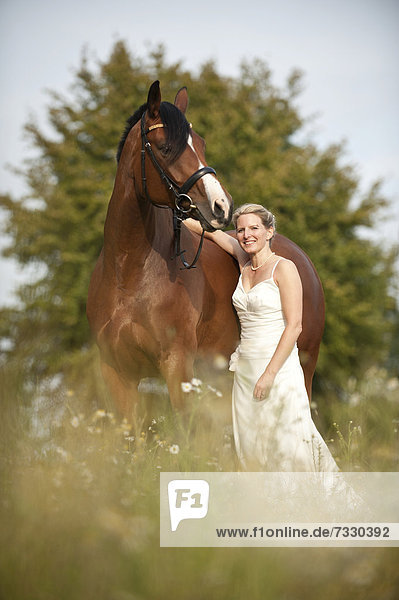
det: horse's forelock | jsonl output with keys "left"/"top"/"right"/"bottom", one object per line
{"left": 116, "top": 101, "right": 190, "bottom": 164}
{"left": 159, "top": 101, "right": 190, "bottom": 162}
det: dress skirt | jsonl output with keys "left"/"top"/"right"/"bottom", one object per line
{"left": 230, "top": 347, "right": 338, "bottom": 472}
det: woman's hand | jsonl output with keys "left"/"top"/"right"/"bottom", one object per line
{"left": 253, "top": 370, "right": 275, "bottom": 401}
{"left": 184, "top": 218, "right": 203, "bottom": 235}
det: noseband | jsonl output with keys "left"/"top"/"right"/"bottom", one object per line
{"left": 140, "top": 112, "right": 216, "bottom": 269}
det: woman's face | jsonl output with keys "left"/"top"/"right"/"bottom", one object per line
{"left": 236, "top": 213, "right": 273, "bottom": 255}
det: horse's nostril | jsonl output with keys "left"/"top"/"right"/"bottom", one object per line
{"left": 214, "top": 199, "right": 225, "bottom": 218}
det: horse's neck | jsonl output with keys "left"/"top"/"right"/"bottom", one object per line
{"left": 103, "top": 175, "right": 172, "bottom": 267}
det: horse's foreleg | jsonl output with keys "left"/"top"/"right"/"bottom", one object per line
{"left": 100, "top": 361, "right": 140, "bottom": 423}
{"left": 159, "top": 349, "right": 195, "bottom": 411}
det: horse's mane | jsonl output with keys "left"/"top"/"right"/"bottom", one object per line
{"left": 116, "top": 101, "right": 190, "bottom": 163}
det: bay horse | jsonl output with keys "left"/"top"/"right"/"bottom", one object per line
{"left": 87, "top": 81, "right": 324, "bottom": 422}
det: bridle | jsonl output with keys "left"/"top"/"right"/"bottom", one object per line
{"left": 140, "top": 111, "right": 217, "bottom": 269}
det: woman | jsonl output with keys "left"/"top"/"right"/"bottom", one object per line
{"left": 185, "top": 204, "right": 338, "bottom": 472}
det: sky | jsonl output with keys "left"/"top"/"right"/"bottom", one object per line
{"left": 0, "top": 0, "right": 398, "bottom": 305}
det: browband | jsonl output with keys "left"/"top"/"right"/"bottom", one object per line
{"left": 146, "top": 123, "right": 165, "bottom": 133}
{"left": 146, "top": 122, "right": 193, "bottom": 134}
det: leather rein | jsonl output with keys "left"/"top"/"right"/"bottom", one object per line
{"left": 140, "top": 112, "right": 216, "bottom": 269}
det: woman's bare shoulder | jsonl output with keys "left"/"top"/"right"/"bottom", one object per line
{"left": 274, "top": 256, "right": 297, "bottom": 270}
{"left": 273, "top": 257, "right": 301, "bottom": 282}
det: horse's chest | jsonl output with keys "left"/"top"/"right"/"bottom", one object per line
{"left": 106, "top": 278, "right": 199, "bottom": 337}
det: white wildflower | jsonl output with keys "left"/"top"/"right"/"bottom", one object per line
{"left": 92, "top": 409, "right": 106, "bottom": 422}
{"left": 169, "top": 444, "right": 180, "bottom": 455}
{"left": 181, "top": 382, "right": 193, "bottom": 393}
{"left": 70, "top": 416, "right": 80, "bottom": 428}
{"left": 191, "top": 378, "right": 202, "bottom": 387}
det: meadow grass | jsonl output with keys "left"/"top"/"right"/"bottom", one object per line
{"left": 1, "top": 358, "right": 398, "bottom": 600}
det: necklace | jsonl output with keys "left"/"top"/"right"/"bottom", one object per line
{"left": 250, "top": 252, "right": 275, "bottom": 271}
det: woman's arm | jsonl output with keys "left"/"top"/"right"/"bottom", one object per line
{"left": 184, "top": 218, "right": 248, "bottom": 268}
{"left": 253, "top": 259, "right": 303, "bottom": 400}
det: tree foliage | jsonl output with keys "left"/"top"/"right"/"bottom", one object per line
{"left": 0, "top": 40, "right": 397, "bottom": 386}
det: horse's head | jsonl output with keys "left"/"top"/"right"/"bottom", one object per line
{"left": 136, "top": 81, "right": 233, "bottom": 231}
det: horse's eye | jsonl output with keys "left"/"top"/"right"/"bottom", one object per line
{"left": 159, "top": 144, "right": 171, "bottom": 157}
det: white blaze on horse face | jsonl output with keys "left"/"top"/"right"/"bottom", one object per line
{"left": 188, "top": 135, "right": 230, "bottom": 226}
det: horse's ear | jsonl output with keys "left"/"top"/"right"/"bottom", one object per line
{"left": 147, "top": 80, "right": 161, "bottom": 118}
{"left": 174, "top": 86, "right": 189, "bottom": 115}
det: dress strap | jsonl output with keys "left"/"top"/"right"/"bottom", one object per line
{"left": 271, "top": 257, "right": 285, "bottom": 281}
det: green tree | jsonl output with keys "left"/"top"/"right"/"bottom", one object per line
{"left": 0, "top": 40, "right": 397, "bottom": 387}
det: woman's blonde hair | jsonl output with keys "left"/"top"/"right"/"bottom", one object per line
{"left": 232, "top": 203, "right": 276, "bottom": 237}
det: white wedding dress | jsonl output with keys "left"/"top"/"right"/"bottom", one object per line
{"left": 229, "top": 258, "right": 339, "bottom": 472}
